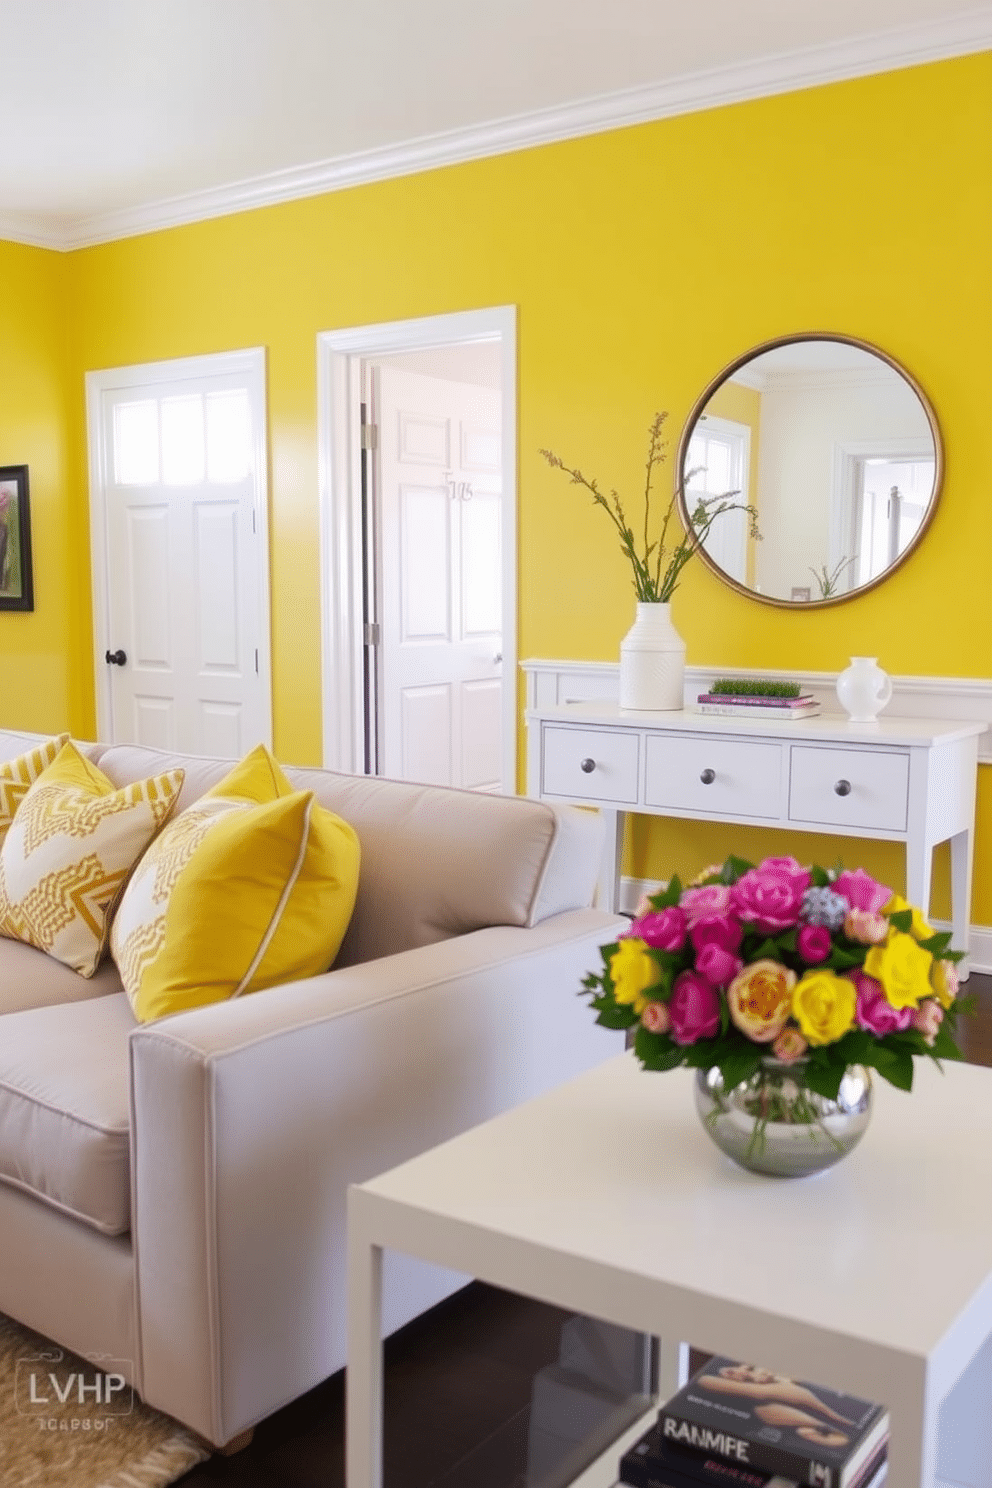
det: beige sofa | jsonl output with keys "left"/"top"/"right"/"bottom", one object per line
{"left": 0, "top": 730, "right": 626, "bottom": 1448}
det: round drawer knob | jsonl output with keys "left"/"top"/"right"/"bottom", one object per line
{"left": 700, "top": 768, "right": 716, "bottom": 785}
{"left": 580, "top": 758, "right": 596, "bottom": 774}
{"left": 834, "top": 779, "right": 852, "bottom": 796}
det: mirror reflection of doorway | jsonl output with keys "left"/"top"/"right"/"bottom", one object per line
{"left": 853, "top": 456, "right": 934, "bottom": 587}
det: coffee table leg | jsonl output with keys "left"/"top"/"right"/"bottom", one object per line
{"left": 347, "top": 1196, "right": 384, "bottom": 1488}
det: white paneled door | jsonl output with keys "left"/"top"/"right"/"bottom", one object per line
{"left": 375, "top": 365, "right": 502, "bottom": 789}
{"left": 87, "top": 350, "right": 271, "bottom": 756}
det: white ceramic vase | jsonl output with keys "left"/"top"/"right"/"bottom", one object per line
{"left": 836, "top": 656, "right": 892, "bottom": 722}
{"left": 618, "top": 602, "right": 686, "bottom": 710}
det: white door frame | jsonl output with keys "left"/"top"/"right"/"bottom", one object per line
{"left": 316, "top": 307, "right": 517, "bottom": 788}
{"left": 85, "top": 347, "right": 273, "bottom": 747}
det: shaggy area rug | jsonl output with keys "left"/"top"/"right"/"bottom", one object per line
{"left": 0, "top": 1313, "right": 211, "bottom": 1487}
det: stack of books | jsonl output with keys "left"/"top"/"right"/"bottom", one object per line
{"left": 696, "top": 692, "right": 821, "bottom": 720}
{"left": 620, "top": 1357, "right": 888, "bottom": 1488}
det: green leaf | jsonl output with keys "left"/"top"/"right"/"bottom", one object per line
{"left": 919, "top": 931, "right": 953, "bottom": 957}
{"left": 716, "top": 1043, "right": 763, "bottom": 1089}
{"left": 929, "top": 1021, "right": 964, "bottom": 1061}
{"left": 802, "top": 1059, "right": 845, "bottom": 1101}
{"left": 825, "top": 946, "right": 864, "bottom": 970}
{"left": 888, "top": 910, "right": 913, "bottom": 934}
{"left": 866, "top": 1043, "right": 915, "bottom": 1092}
{"left": 651, "top": 875, "right": 683, "bottom": 910}
{"left": 810, "top": 864, "right": 830, "bottom": 888}
{"left": 593, "top": 1003, "right": 638, "bottom": 1030}
{"left": 722, "top": 856, "right": 754, "bottom": 884}
{"left": 634, "top": 1027, "right": 685, "bottom": 1071}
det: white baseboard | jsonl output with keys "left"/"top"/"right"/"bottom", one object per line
{"left": 619, "top": 876, "right": 992, "bottom": 977}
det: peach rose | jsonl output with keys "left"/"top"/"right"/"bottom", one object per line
{"left": 641, "top": 1000, "right": 671, "bottom": 1035}
{"left": 912, "top": 998, "right": 944, "bottom": 1046}
{"left": 843, "top": 908, "right": 889, "bottom": 945}
{"left": 772, "top": 1026, "right": 808, "bottom": 1064}
{"left": 930, "top": 958, "right": 960, "bottom": 1010}
{"left": 727, "top": 959, "right": 796, "bottom": 1043}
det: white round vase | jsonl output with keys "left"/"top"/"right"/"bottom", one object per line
{"left": 836, "top": 656, "right": 892, "bottom": 722}
{"left": 618, "top": 602, "right": 686, "bottom": 711}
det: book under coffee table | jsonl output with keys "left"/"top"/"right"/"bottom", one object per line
{"left": 346, "top": 1053, "right": 992, "bottom": 1488}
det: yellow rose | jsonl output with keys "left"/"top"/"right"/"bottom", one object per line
{"left": 883, "top": 893, "right": 935, "bottom": 942}
{"left": 863, "top": 931, "right": 933, "bottom": 1011}
{"left": 930, "top": 957, "right": 960, "bottom": 1010}
{"left": 609, "top": 938, "right": 661, "bottom": 1015}
{"left": 791, "top": 970, "right": 857, "bottom": 1046}
{"left": 727, "top": 959, "right": 796, "bottom": 1043}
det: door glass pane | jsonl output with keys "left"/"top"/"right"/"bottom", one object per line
{"left": 114, "top": 401, "right": 159, "bottom": 486}
{"left": 206, "top": 390, "right": 253, "bottom": 483}
{"left": 161, "top": 395, "right": 205, "bottom": 485}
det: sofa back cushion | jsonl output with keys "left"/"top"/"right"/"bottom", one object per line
{"left": 96, "top": 746, "right": 603, "bottom": 966}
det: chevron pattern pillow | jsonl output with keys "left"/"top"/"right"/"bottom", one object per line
{"left": 0, "top": 735, "right": 70, "bottom": 849}
{"left": 0, "top": 741, "right": 184, "bottom": 977}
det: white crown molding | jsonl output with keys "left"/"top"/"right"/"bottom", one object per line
{"left": 2, "top": 5, "right": 991, "bottom": 252}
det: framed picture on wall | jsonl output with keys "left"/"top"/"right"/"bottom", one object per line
{"left": 0, "top": 466, "right": 33, "bottom": 612}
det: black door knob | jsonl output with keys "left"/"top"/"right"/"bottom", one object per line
{"left": 105, "top": 649, "right": 127, "bottom": 667}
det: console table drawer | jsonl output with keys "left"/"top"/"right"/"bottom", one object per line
{"left": 644, "top": 735, "right": 781, "bottom": 818}
{"left": 541, "top": 727, "right": 639, "bottom": 804}
{"left": 789, "top": 746, "right": 909, "bottom": 831}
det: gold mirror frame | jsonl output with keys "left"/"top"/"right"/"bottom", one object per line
{"left": 675, "top": 332, "right": 944, "bottom": 609}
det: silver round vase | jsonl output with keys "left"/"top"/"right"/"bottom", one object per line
{"left": 694, "top": 1058, "right": 873, "bottom": 1178}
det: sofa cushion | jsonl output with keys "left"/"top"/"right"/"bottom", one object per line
{"left": 0, "top": 734, "right": 69, "bottom": 848}
{"left": 97, "top": 744, "right": 604, "bottom": 967}
{"left": 0, "top": 936, "right": 124, "bottom": 1014}
{"left": 110, "top": 744, "right": 361, "bottom": 1023}
{"left": 0, "top": 742, "right": 184, "bottom": 977}
{"left": 0, "top": 994, "right": 134, "bottom": 1235}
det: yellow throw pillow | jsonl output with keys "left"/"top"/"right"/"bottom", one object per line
{"left": 0, "top": 734, "right": 70, "bottom": 849}
{"left": 110, "top": 743, "right": 361, "bottom": 1023}
{"left": 0, "top": 742, "right": 184, "bottom": 977}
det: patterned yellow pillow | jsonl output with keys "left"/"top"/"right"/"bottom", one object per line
{"left": 0, "top": 742, "right": 184, "bottom": 977}
{"left": 0, "top": 734, "right": 70, "bottom": 849}
{"left": 110, "top": 743, "right": 361, "bottom": 1023}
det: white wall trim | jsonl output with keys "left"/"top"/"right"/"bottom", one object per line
{"left": 521, "top": 658, "right": 992, "bottom": 763}
{"left": 620, "top": 876, "right": 992, "bottom": 977}
{"left": 6, "top": 7, "right": 991, "bottom": 251}
{"left": 85, "top": 347, "right": 273, "bottom": 748}
{"left": 317, "top": 308, "right": 518, "bottom": 789}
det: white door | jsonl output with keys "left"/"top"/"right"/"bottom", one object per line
{"left": 87, "top": 351, "right": 271, "bottom": 756}
{"left": 374, "top": 364, "right": 502, "bottom": 789}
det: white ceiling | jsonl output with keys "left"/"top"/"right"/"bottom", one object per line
{"left": 1, "top": 0, "right": 989, "bottom": 249}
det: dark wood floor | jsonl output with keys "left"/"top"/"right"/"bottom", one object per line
{"left": 178, "top": 973, "right": 992, "bottom": 1488}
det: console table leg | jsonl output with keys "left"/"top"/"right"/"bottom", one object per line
{"left": 596, "top": 809, "right": 624, "bottom": 914}
{"left": 950, "top": 827, "right": 974, "bottom": 979}
{"left": 346, "top": 1200, "right": 384, "bottom": 1488}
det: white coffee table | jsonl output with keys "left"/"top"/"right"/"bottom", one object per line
{"left": 346, "top": 1053, "right": 992, "bottom": 1488}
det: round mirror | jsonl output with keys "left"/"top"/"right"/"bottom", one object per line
{"left": 675, "top": 333, "right": 943, "bottom": 607}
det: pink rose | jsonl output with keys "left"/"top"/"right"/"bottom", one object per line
{"left": 797, "top": 924, "right": 832, "bottom": 963}
{"left": 912, "top": 998, "right": 944, "bottom": 1046}
{"left": 772, "top": 1026, "right": 808, "bottom": 1063}
{"left": 731, "top": 864, "right": 806, "bottom": 934}
{"left": 690, "top": 912, "right": 743, "bottom": 954}
{"left": 761, "top": 856, "right": 812, "bottom": 891}
{"left": 679, "top": 883, "right": 731, "bottom": 925}
{"left": 641, "top": 1000, "right": 671, "bottom": 1035}
{"left": 853, "top": 970, "right": 912, "bottom": 1035}
{"left": 695, "top": 942, "right": 743, "bottom": 987}
{"left": 833, "top": 868, "right": 892, "bottom": 916}
{"left": 844, "top": 908, "right": 888, "bottom": 945}
{"left": 668, "top": 970, "right": 721, "bottom": 1045}
{"left": 628, "top": 906, "right": 687, "bottom": 952}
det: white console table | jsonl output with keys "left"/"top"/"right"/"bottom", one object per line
{"left": 525, "top": 701, "right": 983, "bottom": 969}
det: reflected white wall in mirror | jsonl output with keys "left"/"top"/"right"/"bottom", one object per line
{"left": 677, "top": 335, "right": 942, "bottom": 608}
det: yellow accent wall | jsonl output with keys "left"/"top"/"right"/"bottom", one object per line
{"left": 0, "top": 242, "right": 83, "bottom": 731}
{"left": 8, "top": 51, "right": 992, "bottom": 917}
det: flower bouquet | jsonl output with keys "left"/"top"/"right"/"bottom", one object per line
{"left": 583, "top": 854, "right": 968, "bottom": 1173}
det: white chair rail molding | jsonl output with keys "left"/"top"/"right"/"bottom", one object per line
{"left": 522, "top": 658, "right": 992, "bottom": 974}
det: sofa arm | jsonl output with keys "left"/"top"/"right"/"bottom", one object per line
{"left": 128, "top": 908, "right": 626, "bottom": 1445}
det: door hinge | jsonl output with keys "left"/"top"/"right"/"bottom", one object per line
{"left": 360, "top": 422, "right": 379, "bottom": 452}
{"left": 363, "top": 621, "right": 380, "bottom": 646}
{"left": 254, "top": 648, "right": 259, "bottom": 673}
{"left": 251, "top": 507, "right": 257, "bottom": 533}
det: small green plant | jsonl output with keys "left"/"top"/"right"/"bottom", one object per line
{"left": 810, "top": 555, "right": 858, "bottom": 598}
{"left": 709, "top": 679, "right": 803, "bottom": 698}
